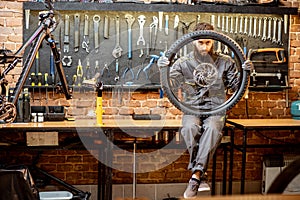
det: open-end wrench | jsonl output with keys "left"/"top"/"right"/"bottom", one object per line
{"left": 93, "top": 15, "right": 101, "bottom": 53}
{"left": 74, "top": 14, "right": 80, "bottom": 52}
{"left": 284, "top": 14, "right": 288, "bottom": 34}
{"left": 125, "top": 14, "right": 135, "bottom": 59}
{"left": 244, "top": 16, "right": 248, "bottom": 35}
{"left": 217, "top": 15, "right": 221, "bottom": 29}
{"left": 225, "top": 16, "right": 229, "bottom": 33}
{"left": 230, "top": 16, "right": 234, "bottom": 34}
{"left": 277, "top": 17, "right": 283, "bottom": 45}
{"left": 82, "top": 14, "right": 89, "bottom": 53}
{"left": 112, "top": 16, "right": 123, "bottom": 58}
{"left": 272, "top": 17, "right": 277, "bottom": 43}
{"left": 239, "top": 16, "right": 244, "bottom": 34}
{"left": 253, "top": 17, "right": 257, "bottom": 38}
{"left": 137, "top": 15, "right": 146, "bottom": 46}
{"left": 267, "top": 17, "right": 272, "bottom": 41}
{"left": 248, "top": 16, "right": 252, "bottom": 37}
{"left": 262, "top": 17, "right": 267, "bottom": 41}
{"left": 63, "top": 14, "right": 70, "bottom": 53}
{"left": 165, "top": 14, "right": 169, "bottom": 35}
{"left": 258, "top": 17, "right": 262, "bottom": 38}
{"left": 234, "top": 16, "right": 238, "bottom": 34}
{"left": 221, "top": 16, "right": 225, "bottom": 32}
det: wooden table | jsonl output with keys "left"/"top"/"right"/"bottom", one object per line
{"left": 226, "top": 118, "right": 300, "bottom": 194}
{"left": 0, "top": 119, "right": 233, "bottom": 199}
{"left": 0, "top": 119, "right": 182, "bottom": 200}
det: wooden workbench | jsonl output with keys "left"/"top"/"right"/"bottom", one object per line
{"left": 226, "top": 118, "right": 300, "bottom": 194}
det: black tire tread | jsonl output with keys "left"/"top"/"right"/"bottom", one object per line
{"left": 160, "top": 30, "right": 249, "bottom": 117}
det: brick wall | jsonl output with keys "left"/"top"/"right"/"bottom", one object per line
{"left": 0, "top": 0, "right": 300, "bottom": 187}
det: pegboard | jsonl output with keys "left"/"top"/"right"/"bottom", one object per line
{"left": 23, "top": 5, "right": 291, "bottom": 91}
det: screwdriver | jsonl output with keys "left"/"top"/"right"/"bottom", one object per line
{"left": 37, "top": 72, "right": 42, "bottom": 103}
{"left": 44, "top": 73, "right": 48, "bottom": 104}
{"left": 50, "top": 50, "right": 55, "bottom": 97}
{"left": 72, "top": 75, "right": 77, "bottom": 92}
{"left": 30, "top": 72, "right": 36, "bottom": 102}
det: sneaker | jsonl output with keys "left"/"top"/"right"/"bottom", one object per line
{"left": 198, "top": 179, "right": 211, "bottom": 192}
{"left": 183, "top": 178, "right": 200, "bottom": 198}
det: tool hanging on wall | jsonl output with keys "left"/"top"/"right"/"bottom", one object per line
{"left": 103, "top": 15, "right": 109, "bottom": 39}
{"left": 93, "top": 15, "right": 101, "bottom": 53}
{"left": 74, "top": 14, "right": 80, "bottom": 52}
{"left": 82, "top": 14, "right": 90, "bottom": 53}
{"left": 63, "top": 14, "right": 70, "bottom": 53}
{"left": 125, "top": 14, "right": 135, "bottom": 59}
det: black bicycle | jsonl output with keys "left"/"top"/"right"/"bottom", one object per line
{"left": 0, "top": 0, "right": 71, "bottom": 123}
{"left": 160, "top": 30, "right": 250, "bottom": 117}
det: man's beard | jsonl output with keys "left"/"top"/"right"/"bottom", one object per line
{"left": 194, "top": 48, "right": 214, "bottom": 64}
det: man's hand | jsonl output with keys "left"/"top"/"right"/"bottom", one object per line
{"left": 157, "top": 55, "right": 170, "bottom": 69}
{"left": 242, "top": 60, "right": 254, "bottom": 72}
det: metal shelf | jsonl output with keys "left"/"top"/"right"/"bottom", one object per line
{"left": 23, "top": 2, "right": 298, "bottom": 15}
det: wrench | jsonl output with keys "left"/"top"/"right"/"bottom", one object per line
{"left": 217, "top": 15, "right": 221, "bottom": 29}
{"left": 225, "top": 16, "right": 229, "bottom": 33}
{"left": 93, "top": 15, "right": 100, "bottom": 53}
{"left": 63, "top": 14, "right": 70, "bottom": 53}
{"left": 82, "top": 14, "right": 89, "bottom": 53}
{"left": 248, "top": 16, "right": 252, "bottom": 37}
{"left": 221, "top": 15, "right": 225, "bottom": 32}
{"left": 125, "top": 14, "right": 135, "bottom": 59}
{"left": 262, "top": 17, "right": 267, "bottom": 41}
{"left": 165, "top": 14, "right": 169, "bottom": 35}
{"left": 239, "top": 16, "right": 244, "bottom": 34}
{"left": 267, "top": 17, "right": 272, "bottom": 40}
{"left": 253, "top": 17, "right": 257, "bottom": 38}
{"left": 258, "top": 17, "right": 262, "bottom": 38}
{"left": 103, "top": 15, "right": 109, "bottom": 39}
{"left": 244, "top": 16, "right": 248, "bottom": 35}
{"left": 230, "top": 16, "right": 234, "bottom": 34}
{"left": 234, "top": 16, "right": 238, "bottom": 34}
{"left": 112, "top": 16, "right": 123, "bottom": 58}
{"left": 272, "top": 17, "right": 277, "bottom": 43}
{"left": 277, "top": 17, "right": 283, "bottom": 45}
{"left": 137, "top": 15, "right": 146, "bottom": 46}
{"left": 74, "top": 14, "right": 80, "bottom": 52}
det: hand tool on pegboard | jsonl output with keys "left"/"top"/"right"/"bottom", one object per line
{"left": 103, "top": 15, "right": 110, "bottom": 39}
{"left": 149, "top": 16, "right": 158, "bottom": 51}
{"left": 125, "top": 14, "right": 135, "bottom": 59}
{"left": 93, "top": 15, "right": 101, "bottom": 53}
{"left": 82, "top": 14, "right": 90, "bottom": 53}
{"left": 63, "top": 14, "right": 70, "bottom": 53}
{"left": 137, "top": 15, "right": 146, "bottom": 57}
{"left": 74, "top": 14, "right": 80, "bottom": 52}
{"left": 112, "top": 15, "right": 123, "bottom": 58}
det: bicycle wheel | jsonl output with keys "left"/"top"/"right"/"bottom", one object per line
{"left": 160, "top": 30, "right": 249, "bottom": 117}
{"left": 267, "top": 157, "right": 300, "bottom": 194}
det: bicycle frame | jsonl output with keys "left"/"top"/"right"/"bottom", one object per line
{"left": 2, "top": 10, "right": 72, "bottom": 106}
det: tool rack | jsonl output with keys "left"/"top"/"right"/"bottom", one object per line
{"left": 23, "top": 2, "right": 297, "bottom": 93}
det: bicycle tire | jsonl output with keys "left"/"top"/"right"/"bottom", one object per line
{"left": 267, "top": 157, "right": 300, "bottom": 194}
{"left": 160, "top": 30, "right": 249, "bottom": 117}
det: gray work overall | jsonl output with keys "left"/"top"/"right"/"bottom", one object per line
{"left": 170, "top": 51, "right": 239, "bottom": 174}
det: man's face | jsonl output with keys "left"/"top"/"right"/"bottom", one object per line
{"left": 193, "top": 39, "right": 213, "bottom": 54}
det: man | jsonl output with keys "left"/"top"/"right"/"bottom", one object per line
{"left": 157, "top": 22, "right": 252, "bottom": 198}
